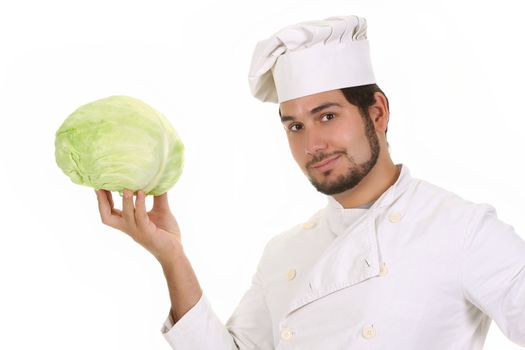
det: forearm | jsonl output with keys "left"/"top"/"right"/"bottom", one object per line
{"left": 160, "top": 244, "right": 203, "bottom": 323}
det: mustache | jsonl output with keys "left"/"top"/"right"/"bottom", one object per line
{"left": 306, "top": 150, "right": 347, "bottom": 168}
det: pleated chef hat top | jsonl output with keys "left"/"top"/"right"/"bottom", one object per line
{"left": 248, "top": 15, "right": 376, "bottom": 103}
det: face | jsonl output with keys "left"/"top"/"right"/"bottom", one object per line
{"left": 279, "top": 89, "right": 380, "bottom": 195}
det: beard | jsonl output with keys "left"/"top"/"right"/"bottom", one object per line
{"left": 306, "top": 112, "right": 381, "bottom": 195}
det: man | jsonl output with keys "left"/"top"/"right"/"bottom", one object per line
{"left": 95, "top": 15, "right": 525, "bottom": 349}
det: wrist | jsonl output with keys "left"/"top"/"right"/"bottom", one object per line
{"left": 158, "top": 240, "right": 185, "bottom": 271}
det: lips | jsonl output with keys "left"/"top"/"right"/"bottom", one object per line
{"left": 311, "top": 155, "right": 342, "bottom": 171}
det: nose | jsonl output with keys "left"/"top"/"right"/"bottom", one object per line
{"left": 305, "top": 127, "right": 327, "bottom": 156}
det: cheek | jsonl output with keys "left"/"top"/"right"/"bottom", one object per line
{"left": 333, "top": 125, "right": 371, "bottom": 160}
{"left": 287, "top": 137, "right": 305, "bottom": 165}
{"left": 350, "top": 132, "right": 373, "bottom": 161}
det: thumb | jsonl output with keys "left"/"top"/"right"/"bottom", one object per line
{"left": 153, "top": 192, "right": 170, "bottom": 211}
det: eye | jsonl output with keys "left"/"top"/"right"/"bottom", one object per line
{"left": 321, "top": 113, "right": 335, "bottom": 121}
{"left": 288, "top": 123, "right": 303, "bottom": 132}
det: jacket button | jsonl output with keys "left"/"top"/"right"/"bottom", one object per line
{"left": 379, "top": 262, "right": 388, "bottom": 277}
{"left": 302, "top": 221, "right": 317, "bottom": 229}
{"left": 281, "top": 328, "right": 293, "bottom": 340}
{"left": 362, "top": 325, "right": 376, "bottom": 339}
{"left": 286, "top": 269, "right": 297, "bottom": 280}
{"left": 388, "top": 212, "right": 402, "bottom": 223}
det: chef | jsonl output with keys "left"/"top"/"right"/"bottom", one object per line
{"left": 96, "top": 15, "right": 525, "bottom": 349}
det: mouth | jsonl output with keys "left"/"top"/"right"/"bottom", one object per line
{"left": 311, "top": 155, "right": 342, "bottom": 172}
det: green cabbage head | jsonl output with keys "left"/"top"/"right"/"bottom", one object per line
{"left": 55, "top": 96, "right": 184, "bottom": 196}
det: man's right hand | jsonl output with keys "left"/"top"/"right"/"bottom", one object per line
{"left": 95, "top": 189, "right": 182, "bottom": 266}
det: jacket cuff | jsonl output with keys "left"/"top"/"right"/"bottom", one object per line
{"left": 160, "top": 293, "right": 237, "bottom": 349}
{"left": 160, "top": 292, "right": 208, "bottom": 335}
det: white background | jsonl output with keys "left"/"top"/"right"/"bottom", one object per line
{"left": 1, "top": 0, "right": 524, "bottom": 348}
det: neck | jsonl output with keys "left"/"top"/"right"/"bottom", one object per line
{"left": 332, "top": 158, "right": 400, "bottom": 209}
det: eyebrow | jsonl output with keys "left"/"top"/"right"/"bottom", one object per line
{"left": 279, "top": 102, "right": 342, "bottom": 123}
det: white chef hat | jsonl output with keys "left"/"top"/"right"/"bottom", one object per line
{"left": 248, "top": 15, "right": 376, "bottom": 103}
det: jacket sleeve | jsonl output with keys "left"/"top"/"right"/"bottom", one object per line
{"left": 462, "top": 204, "right": 525, "bottom": 346}
{"left": 161, "top": 245, "right": 274, "bottom": 349}
{"left": 161, "top": 293, "right": 238, "bottom": 349}
{"left": 224, "top": 255, "right": 274, "bottom": 349}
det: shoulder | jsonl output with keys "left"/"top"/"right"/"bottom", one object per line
{"left": 404, "top": 176, "right": 488, "bottom": 220}
{"left": 261, "top": 209, "right": 325, "bottom": 254}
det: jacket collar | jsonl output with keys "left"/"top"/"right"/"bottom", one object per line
{"left": 326, "top": 164, "right": 411, "bottom": 210}
{"left": 371, "top": 163, "right": 412, "bottom": 210}
{"left": 324, "top": 164, "right": 410, "bottom": 236}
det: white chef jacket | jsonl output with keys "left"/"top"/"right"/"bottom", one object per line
{"left": 161, "top": 165, "right": 525, "bottom": 349}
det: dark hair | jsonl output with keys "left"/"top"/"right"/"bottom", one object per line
{"left": 340, "top": 84, "right": 389, "bottom": 134}
{"left": 340, "top": 84, "right": 389, "bottom": 118}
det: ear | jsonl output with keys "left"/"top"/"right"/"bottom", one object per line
{"left": 368, "top": 92, "right": 389, "bottom": 134}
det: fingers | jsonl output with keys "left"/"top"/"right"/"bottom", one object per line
{"left": 153, "top": 192, "right": 170, "bottom": 212}
{"left": 122, "top": 189, "right": 136, "bottom": 229}
{"left": 106, "top": 189, "right": 115, "bottom": 211}
{"left": 134, "top": 190, "right": 151, "bottom": 228}
{"left": 95, "top": 189, "right": 110, "bottom": 218}
{"left": 104, "top": 189, "right": 122, "bottom": 216}
{"left": 95, "top": 189, "right": 125, "bottom": 230}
